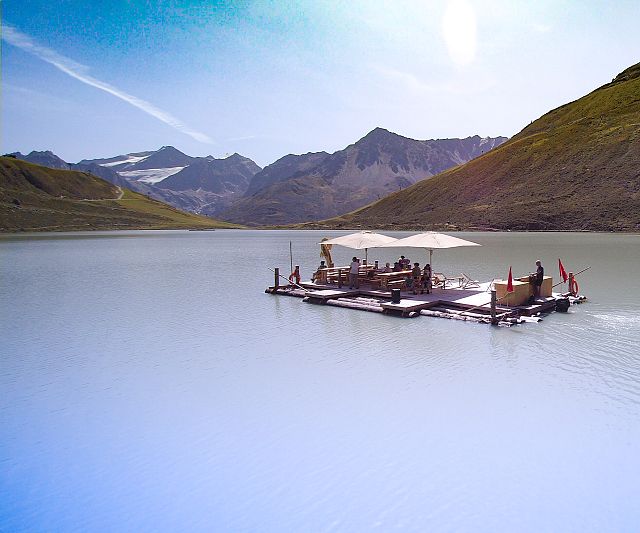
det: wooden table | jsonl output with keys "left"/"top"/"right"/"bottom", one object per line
{"left": 319, "top": 265, "right": 377, "bottom": 286}
{"left": 376, "top": 271, "right": 411, "bottom": 289}
{"left": 322, "top": 267, "right": 349, "bottom": 287}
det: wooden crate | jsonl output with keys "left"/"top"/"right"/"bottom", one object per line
{"left": 495, "top": 280, "right": 531, "bottom": 306}
{"left": 517, "top": 276, "right": 553, "bottom": 297}
{"left": 496, "top": 276, "right": 554, "bottom": 306}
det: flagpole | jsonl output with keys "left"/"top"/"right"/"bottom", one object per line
{"left": 551, "top": 266, "right": 591, "bottom": 289}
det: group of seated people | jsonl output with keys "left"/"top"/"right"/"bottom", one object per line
{"left": 312, "top": 257, "right": 433, "bottom": 294}
{"left": 378, "top": 255, "right": 413, "bottom": 273}
{"left": 376, "top": 259, "right": 434, "bottom": 294}
{"left": 390, "top": 255, "right": 411, "bottom": 271}
{"left": 408, "top": 262, "right": 432, "bottom": 294}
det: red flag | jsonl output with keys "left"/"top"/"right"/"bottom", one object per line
{"left": 558, "top": 258, "right": 568, "bottom": 283}
{"left": 507, "top": 266, "right": 514, "bottom": 292}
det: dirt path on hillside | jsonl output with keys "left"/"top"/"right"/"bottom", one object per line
{"left": 80, "top": 185, "right": 124, "bottom": 201}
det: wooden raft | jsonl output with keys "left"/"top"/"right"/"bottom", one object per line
{"left": 265, "top": 276, "right": 581, "bottom": 325}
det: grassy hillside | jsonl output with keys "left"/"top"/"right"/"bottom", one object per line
{"left": 0, "top": 157, "right": 239, "bottom": 232}
{"left": 307, "top": 62, "right": 640, "bottom": 232}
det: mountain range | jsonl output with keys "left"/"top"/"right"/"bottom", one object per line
{"left": 11, "top": 131, "right": 506, "bottom": 226}
{"left": 6, "top": 62, "right": 639, "bottom": 233}
{"left": 222, "top": 130, "right": 506, "bottom": 225}
{"left": 77, "top": 146, "right": 260, "bottom": 215}
{"left": 311, "top": 62, "right": 640, "bottom": 232}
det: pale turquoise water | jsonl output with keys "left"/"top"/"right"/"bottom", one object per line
{"left": 1, "top": 230, "right": 640, "bottom": 532}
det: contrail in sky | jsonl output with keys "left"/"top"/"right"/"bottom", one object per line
{"left": 2, "top": 23, "right": 214, "bottom": 144}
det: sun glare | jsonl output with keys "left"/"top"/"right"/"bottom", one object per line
{"left": 442, "top": 0, "right": 477, "bottom": 67}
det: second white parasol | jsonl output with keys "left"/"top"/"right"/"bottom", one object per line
{"left": 378, "top": 231, "right": 481, "bottom": 273}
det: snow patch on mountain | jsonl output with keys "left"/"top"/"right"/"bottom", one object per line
{"left": 119, "top": 167, "right": 186, "bottom": 184}
{"left": 101, "top": 155, "right": 148, "bottom": 167}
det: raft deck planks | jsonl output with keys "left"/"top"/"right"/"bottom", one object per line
{"left": 380, "top": 300, "right": 441, "bottom": 317}
{"left": 266, "top": 279, "right": 577, "bottom": 323}
{"left": 304, "top": 289, "right": 361, "bottom": 303}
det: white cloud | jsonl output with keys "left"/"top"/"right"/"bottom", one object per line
{"left": 372, "top": 65, "right": 437, "bottom": 93}
{"left": 372, "top": 64, "right": 495, "bottom": 96}
{"left": 2, "top": 23, "right": 215, "bottom": 145}
{"left": 442, "top": 0, "right": 477, "bottom": 67}
{"left": 226, "top": 135, "right": 258, "bottom": 142}
{"left": 532, "top": 23, "right": 552, "bottom": 33}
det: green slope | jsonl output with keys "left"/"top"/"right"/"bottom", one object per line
{"left": 0, "top": 157, "right": 239, "bottom": 232}
{"left": 310, "top": 62, "right": 640, "bottom": 232}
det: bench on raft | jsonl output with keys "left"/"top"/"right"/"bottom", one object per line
{"left": 386, "top": 279, "right": 407, "bottom": 291}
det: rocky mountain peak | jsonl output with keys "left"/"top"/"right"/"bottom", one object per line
{"left": 13, "top": 150, "right": 70, "bottom": 170}
{"left": 223, "top": 130, "right": 508, "bottom": 225}
{"left": 356, "top": 127, "right": 402, "bottom": 145}
{"left": 156, "top": 152, "right": 260, "bottom": 194}
{"left": 224, "top": 152, "right": 250, "bottom": 162}
{"left": 130, "top": 146, "right": 193, "bottom": 170}
{"left": 244, "top": 151, "right": 331, "bottom": 197}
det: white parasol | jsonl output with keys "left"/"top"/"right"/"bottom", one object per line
{"left": 320, "top": 231, "right": 397, "bottom": 263}
{"left": 379, "top": 231, "right": 481, "bottom": 272}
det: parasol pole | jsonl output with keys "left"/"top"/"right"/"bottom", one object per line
{"left": 551, "top": 265, "right": 591, "bottom": 289}
{"left": 429, "top": 248, "right": 433, "bottom": 285}
{"left": 289, "top": 241, "right": 293, "bottom": 275}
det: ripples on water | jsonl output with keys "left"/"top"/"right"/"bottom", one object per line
{"left": 1, "top": 230, "right": 640, "bottom": 531}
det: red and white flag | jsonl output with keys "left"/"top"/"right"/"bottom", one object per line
{"left": 558, "top": 259, "right": 568, "bottom": 283}
{"left": 507, "top": 266, "right": 514, "bottom": 292}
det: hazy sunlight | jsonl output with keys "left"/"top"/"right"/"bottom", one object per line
{"left": 442, "top": 0, "right": 477, "bottom": 67}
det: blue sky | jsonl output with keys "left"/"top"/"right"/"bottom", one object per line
{"left": 2, "top": 0, "right": 639, "bottom": 166}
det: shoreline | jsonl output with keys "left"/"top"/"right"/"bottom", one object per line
{"left": 2, "top": 226, "right": 639, "bottom": 236}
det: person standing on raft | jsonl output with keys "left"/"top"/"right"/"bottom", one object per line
{"left": 422, "top": 263, "right": 432, "bottom": 294}
{"left": 533, "top": 260, "right": 544, "bottom": 298}
{"left": 411, "top": 262, "right": 422, "bottom": 294}
{"left": 349, "top": 257, "right": 360, "bottom": 289}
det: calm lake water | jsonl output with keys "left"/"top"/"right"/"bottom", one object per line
{"left": 2, "top": 230, "right": 640, "bottom": 532}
